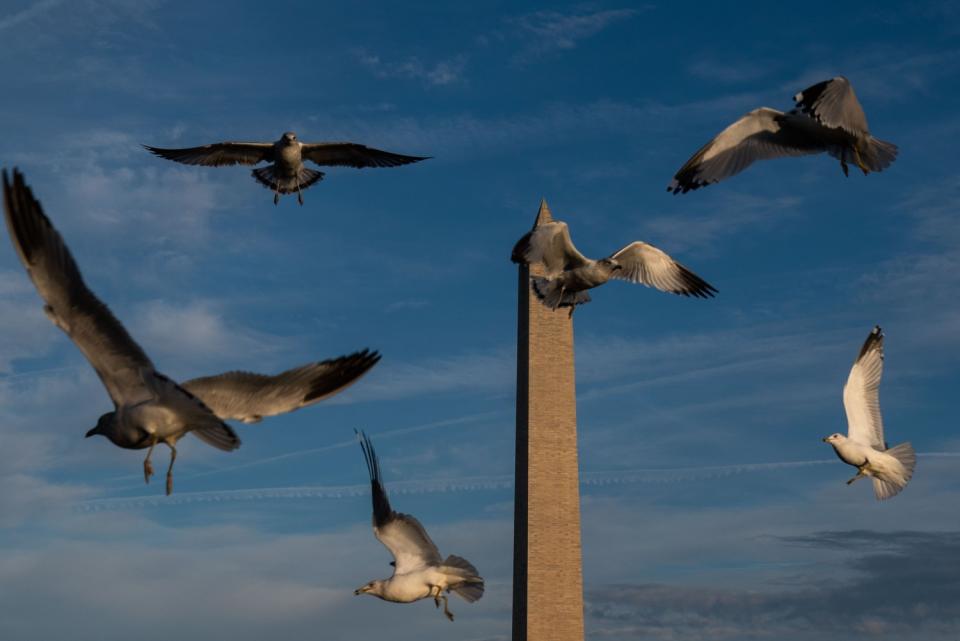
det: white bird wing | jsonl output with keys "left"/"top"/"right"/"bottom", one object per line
{"left": 609, "top": 242, "right": 718, "bottom": 298}
{"left": 668, "top": 107, "right": 822, "bottom": 193}
{"left": 511, "top": 220, "right": 589, "bottom": 275}
{"left": 843, "top": 326, "right": 886, "bottom": 450}
{"left": 794, "top": 76, "right": 869, "bottom": 136}
{"left": 359, "top": 431, "right": 442, "bottom": 574}
{"left": 143, "top": 141, "right": 274, "bottom": 166}
{"left": 299, "top": 143, "right": 429, "bottom": 168}
{"left": 182, "top": 350, "right": 381, "bottom": 423}
{"left": 3, "top": 169, "right": 156, "bottom": 406}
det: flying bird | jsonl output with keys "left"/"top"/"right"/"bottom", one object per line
{"left": 144, "top": 131, "right": 429, "bottom": 205}
{"left": 511, "top": 219, "right": 717, "bottom": 315}
{"left": 2, "top": 169, "right": 380, "bottom": 494}
{"left": 823, "top": 326, "right": 915, "bottom": 501}
{"left": 668, "top": 76, "right": 898, "bottom": 194}
{"left": 354, "top": 430, "right": 484, "bottom": 621}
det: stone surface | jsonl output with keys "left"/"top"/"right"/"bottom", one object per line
{"left": 512, "top": 199, "right": 585, "bottom": 641}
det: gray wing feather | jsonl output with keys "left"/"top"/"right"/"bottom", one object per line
{"left": 143, "top": 142, "right": 274, "bottom": 166}
{"left": 843, "top": 326, "right": 885, "bottom": 450}
{"left": 514, "top": 221, "right": 589, "bottom": 275}
{"left": 300, "top": 143, "right": 428, "bottom": 168}
{"left": 2, "top": 169, "right": 155, "bottom": 406}
{"left": 610, "top": 242, "right": 717, "bottom": 298}
{"left": 358, "top": 431, "right": 442, "bottom": 574}
{"left": 668, "top": 108, "right": 822, "bottom": 193}
{"left": 182, "top": 350, "right": 381, "bottom": 422}
{"left": 794, "top": 76, "right": 869, "bottom": 136}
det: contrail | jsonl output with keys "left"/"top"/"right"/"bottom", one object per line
{"left": 78, "top": 452, "right": 959, "bottom": 512}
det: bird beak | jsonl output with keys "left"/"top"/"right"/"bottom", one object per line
{"left": 354, "top": 587, "right": 365, "bottom": 596}
{"left": 85, "top": 426, "right": 99, "bottom": 438}
{"left": 821, "top": 436, "right": 830, "bottom": 443}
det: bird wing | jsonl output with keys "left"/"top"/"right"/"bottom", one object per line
{"left": 299, "top": 143, "right": 428, "bottom": 168}
{"left": 3, "top": 169, "right": 156, "bottom": 406}
{"left": 182, "top": 350, "right": 381, "bottom": 422}
{"left": 512, "top": 221, "right": 589, "bottom": 275}
{"left": 143, "top": 141, "right": 274, "bottom": 166}
{"left": 668, "top": 107, "right": 822, "bottom": 193}
{"left": 358, "top": 431, "right": 442, "bottom": 574}
{"left": 147, "top": 372, "right": 240, "bottom": 451}
{"left": 609, "top": 242, "right": 718, "bottom": 298}
{"left": 793, "top": 76, "right": 869, "bottom": 136}
{"left": 843, "top": 326, "right": 885, "bottom": 450}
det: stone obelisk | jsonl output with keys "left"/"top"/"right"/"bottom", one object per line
{"left": 512, "top": 199, "right": 585, "bottom": 641}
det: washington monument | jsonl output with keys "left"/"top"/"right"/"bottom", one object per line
{"left": 512, "top": 200, "right": 585, "bottom": 641}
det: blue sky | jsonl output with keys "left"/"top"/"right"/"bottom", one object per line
{"left": 1, "top": 1, "right": 959, "bottom": 639}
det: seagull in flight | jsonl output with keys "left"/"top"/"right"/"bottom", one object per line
{"left": 511, "top": 219, "right": 717, "bottom": 316}
{"left": 823, "top": 326, "right": 915, "bottom": 500}
{"left": 2, "top": 169, "right": 381, "bottom": 494}
{"left": 668, "top": 76, "right": 898, "bottom": 194}
{"left": 354, "top": 431, "right": 484, "bottom": 621}
{"left": 144, "top": 131, "right": 429, "bottom": 205}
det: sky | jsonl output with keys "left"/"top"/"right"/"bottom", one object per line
{"left": 0, "top": 1, "right": 959, "bottom": 639}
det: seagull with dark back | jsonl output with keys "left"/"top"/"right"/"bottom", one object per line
{"left": 2, "top": 169, "right": 381, "bottom": 494}
{"left": 668, "top": 76, "right": 898, "bottom": 194}
{"left": 511, "top": 218, "right": 717, "bottom": 316}
{"left": 144, "top": 131, "right": 429, "bottom": 205}
{"left": 354, "top": 430, "right": 484, "bottom": 622}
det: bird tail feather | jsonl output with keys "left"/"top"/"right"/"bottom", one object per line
{"left": 872, "top": 441, "right": 915, "bottom": 500}
{"left": 861, "top": 137, "right": 898, "bottom": 173}
{"left": 531, "top": 277, "right": 591, "bottom": 309}
{"left": 442, "top": 555, "right": 484, "bottom": 603}
{"left": 251, "top": 165, "right": 325, "bottom": 194}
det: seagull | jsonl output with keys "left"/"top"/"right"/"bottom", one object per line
{"left": 2, "top": 169, "right": 381, "bottom": 494}
{"left": 511, "top": 219, "right": 717, "bottom": 316}
{"left": 823, "top": 326, "right": 915, "bottom": 501}
{"left": 668, "top": 76, "right": 898, "bottom": 194}
{"left": 144, "top": 132, "right": 428, "bottom": 205}
{"left": 354, "top": 430, "right": 484, "bottom": 622}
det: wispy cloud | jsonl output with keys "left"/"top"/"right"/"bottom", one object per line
{"left": 355, "top": 49, "right": 468, "bottom": 86}
{"left": 0, "top": 0, "right": 63, "bottom": 33}
{"left": 507, "top": 7, "right": 643, "bottom": 63}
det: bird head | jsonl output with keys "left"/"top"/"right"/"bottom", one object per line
{"left": 354, "top": 580, "right": 383, "bottom": 597}
{"left": 85, "top": 412, "right": 116, "bottom": 439}
{"left": 282, "top": 131, "right": 297, "bottom": 143}
{"left": 822, "top": 433, "right": 845, "bottom": 444}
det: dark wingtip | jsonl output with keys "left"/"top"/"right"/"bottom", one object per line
{"left": 855, "top": 325, "right": 884, "bottom": 362}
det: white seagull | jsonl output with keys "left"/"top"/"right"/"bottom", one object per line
{"left": 3, "top": 169, "right": 380, "bottom": 494}
{"left": 668, "top": 76, "right": 898, "bottom": 194}
{"left": 823, "top": 326, "right": 916, "bottom": 500}
{"left": 144, "top": 131, "right": 428, "bottom": 205}
{"left": 354, "top": 431, "right": 484, "bottom": 621}
{"left": 511, "top": 219, "right": 716, "bottom": 315}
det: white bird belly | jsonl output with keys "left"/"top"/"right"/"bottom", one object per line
{"left": 381, "top": 568, "right": 455, "bottom": 603}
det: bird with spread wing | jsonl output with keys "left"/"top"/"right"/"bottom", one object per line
{"left": 823, "top": 326, "right": 915, "bottom": 500}
{"left": 2, "top": 169, "right": 381, "bottom": 494}
{"left": 511, "top": 219, "right": 716, "bottom": 316}
{"left": 144, "top": 131, "right": 428, "bottom": 205}
{"left": 668, "top": 76, "right": 898, "bottom": 194}
{"left": 354, "top": 430, "right": 484, "bottom": 621}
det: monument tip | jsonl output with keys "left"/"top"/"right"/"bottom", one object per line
{"left": 533, "top": 198, "right": 553, "bottom": 228}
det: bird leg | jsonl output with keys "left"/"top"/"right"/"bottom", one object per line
{"left": 554, "top": 286, "right": 566, "bottom": 311}
{"left": 839, "top": 159, "right": 850, "bottom": 177}
{"left": 296, "top": 179, "right": 304, "bottom": 206}
{"left": 441, "top": 594, "right": 454, "bottom": 622}
{"left": 164, "top": 439, "right": 178, "bottom": 496}
{"left": 273, "top": 177, "right": 281, "bottom": 205}
{"left": 846, "top": 468, "right": 866, "bottom": 485}
{"left": 143, "top": 439, "right": 158, "bottom": 484}
{"left": 853, "top": 145, "right": 869, "bottom": 175}
{"left": 568, "top": 304, "right": 575, "bottom": 319}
